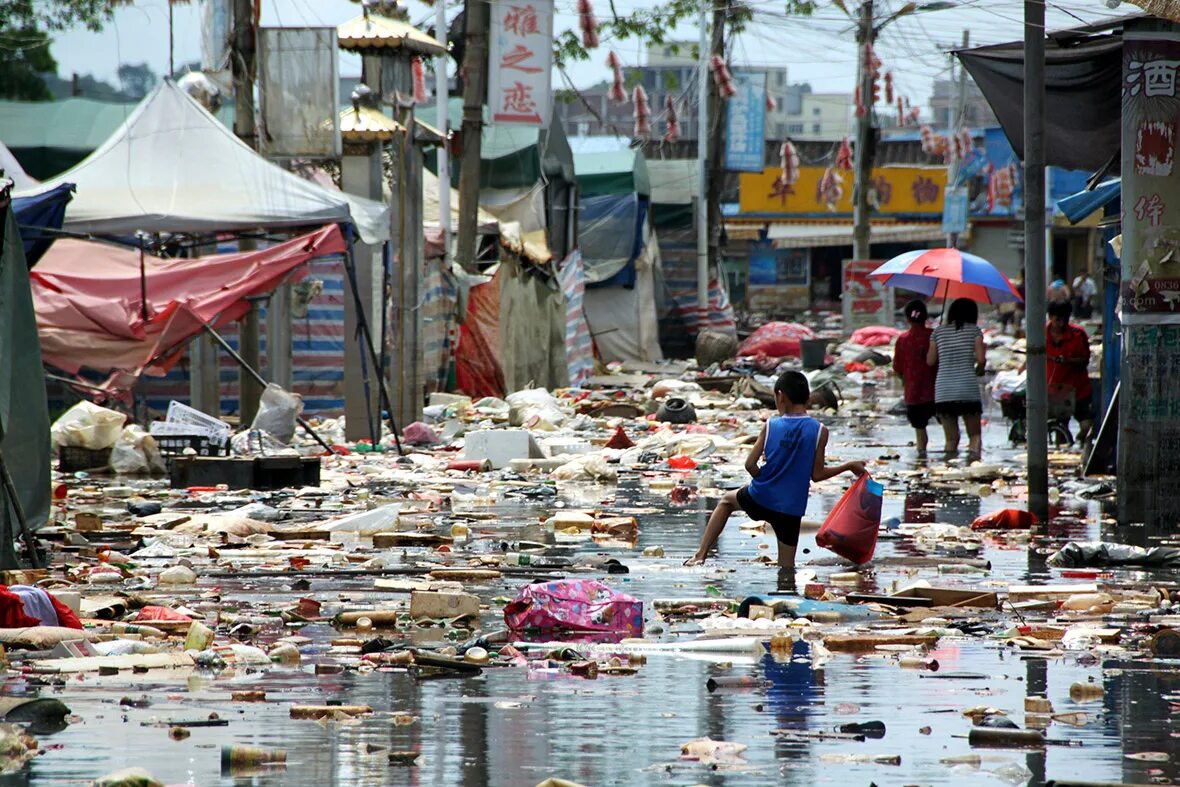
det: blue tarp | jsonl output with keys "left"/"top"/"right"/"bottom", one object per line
{"left": 12, "top": 182, "right": 73, "bottom": 267}
{"left": 580, "top": 193, "right": 647, "bottom": 289}
{"left": 1057, "top": 179, "right": 1121, "bottom": 225}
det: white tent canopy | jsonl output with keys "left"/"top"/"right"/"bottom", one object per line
{"left": 14, "top": 80, "right": 389, "bottom": 244}
{"left": 0, "top": 139, "right": 37, "bottom": 190}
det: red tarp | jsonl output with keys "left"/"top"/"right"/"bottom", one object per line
{"left": 32, "top": 225, "right": 345, "bottom": 383}
{"left": 455, "top": 270, "right": 507, "bottom": 398}
{"left": 736, "top": 322, "right": 815, "bottom": 358}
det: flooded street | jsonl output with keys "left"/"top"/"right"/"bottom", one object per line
{"left": 15, "top": 404, "right": 1178, "bottom": 787}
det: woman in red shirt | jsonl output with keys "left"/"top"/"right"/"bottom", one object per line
{"left": 892, "top": 299, "right": 938, "bottom": 457}
{"left": 1046, "top": 300, "right": 1093, "bottom": 442}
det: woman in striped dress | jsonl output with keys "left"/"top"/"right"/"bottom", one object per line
{"left": 926, "top": 298, "right": 986, "bottom": 458}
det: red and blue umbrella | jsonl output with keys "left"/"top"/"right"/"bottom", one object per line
{"left": 869, "top": 248, "right": 1023, "bottom": 305}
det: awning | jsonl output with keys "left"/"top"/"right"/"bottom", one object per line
{"left": 726, "top": 221, "right": 949, "bottom": 249}
{"left": 32, "top": 225, "right": 345, "bottom": 382}
{"left": 1057, "top": 179, "right": 1121, "bottom": 224}
{"left": 956, "top": 19, "right": 1127, "bottom": 171}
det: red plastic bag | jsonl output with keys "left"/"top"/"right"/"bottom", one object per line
{"left": 815, "top": 475, "right": 883, "bottom": 564}
{"left": 970, "top": 509, "right": 1038, "bottom": 530}
{"left": 849, "top": 326, "right": 903, "bottom": 347}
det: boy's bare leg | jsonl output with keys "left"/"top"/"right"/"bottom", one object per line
{"left": 685, "top": 490, "right": 739, "bottom": 565}
{"left": 915, "top": 426, "right": 928, "bottom": 457}
{"left": 776, "top": 541, "right": 797, "bottom": 592}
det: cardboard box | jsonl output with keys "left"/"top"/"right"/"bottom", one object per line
{"left": 409, "top": 590, "right": 479, "bottom": 620}
{"left": 74, "top": 512, "right": 103, "bottom": 532}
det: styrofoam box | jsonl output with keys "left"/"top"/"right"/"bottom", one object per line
{"left": 464, "top": 429, "right": 533, "bottom": 469}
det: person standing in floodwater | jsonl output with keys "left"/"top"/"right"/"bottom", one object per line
{"left": 927, "top": 297, "right": 985, "bottom": 459}
{"left": 892, "top": 299, "right": 937, "bottom": 458}
{"left": 685, "top": 371, "right": 865, "bottom": 590}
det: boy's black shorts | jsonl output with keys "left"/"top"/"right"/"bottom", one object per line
{"left": 736, "top": 486, "right": 803, "bottom": 547}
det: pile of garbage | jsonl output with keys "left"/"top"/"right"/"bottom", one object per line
{"left": 14, "top": 320, "right": 1146, "bottom": 784}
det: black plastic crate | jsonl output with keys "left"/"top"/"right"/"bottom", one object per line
{"left": 58, "top": 445, "right": 112, "bottom": 473}
{"left": 155, "top": 434, "right": 229, "bottom": 458}
{"left": 170, "top": 456, "right": 321, "bottom": 490}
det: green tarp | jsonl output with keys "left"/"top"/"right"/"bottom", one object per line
{"left": 0, "top": 201, "right": 51, "bottom": 569}
{"left": 0, "top": 97, "right": 137, "bottom": 179}
{"left": 574, "top": 149, "right": 651, "bottom": 197}
{"left": 428, "top": 99, "right": 574, "bottom": 190}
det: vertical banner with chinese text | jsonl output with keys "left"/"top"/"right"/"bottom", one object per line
{"left": 725, "top": 73, "right": 766, "bottom": 172}
{"left": 488, "top": 0, "right": 555, "bottom": 127}
{"left": 1117, "top": 19, "right": 1180, "bottom": 530}
{"left": 842, "top": 259, "right": 891, "bottom": 331}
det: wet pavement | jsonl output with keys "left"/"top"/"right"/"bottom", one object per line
{"left": 14, "top": 396, "right": 1180, "bottom": 787}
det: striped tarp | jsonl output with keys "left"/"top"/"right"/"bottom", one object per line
{"left": 657, "top": 230, "right": 737, "bottom": 337}
{"left": 421, "top": 259, "right": 458, "bottom": 393}
{"left": 136, "top": 253, "right": 347, "bottom": 416}
{"left": 558, "top": 250, "right": 596, "bottom": 387}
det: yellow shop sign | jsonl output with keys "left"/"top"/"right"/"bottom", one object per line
{"left": 739, "top": 166, "right": 948, "bottom": 216}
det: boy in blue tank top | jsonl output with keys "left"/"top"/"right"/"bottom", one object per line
{"left": 686, "top": 371, "right": 865, "bottom": 586}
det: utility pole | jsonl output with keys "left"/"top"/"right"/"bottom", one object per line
{"left": 852, "top": 0, "right": 874, "bottom": 261}
{"left": 695, "top": 3, "right": 709, "bottom": 322}
{"left": 945, "top": 29, "right": 969, "bottom": 249}
{"left": 232, "top": 0, "right": 262, "bottom": 424}
{"left": 704, "top": 0, "right": 726, "bottom": 325}
{"left": 455, "top": 0, "right": 490, "bottom": 273}
{"left": 1023, "top": 0, "right": 1049, "bottom": 523}
{"left": 436, "top": 0, "right": 451, "bottom": 257}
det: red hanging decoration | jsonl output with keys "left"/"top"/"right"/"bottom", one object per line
{"left": 896, "top": 96, "right": 905, "bottom": 126}
{"left": 607, "top": 51, "right": 626, "bottom": 104}
{"left": 664, "top": 96, "right": 680, "bottom": 142}
{"left": 836, "top": 136, "right": 854, "bottom": 172}
{"left": 411, "top": 57, "right": 427, "bottom": 104}
{"left": 577, "top": 0, "right": 599, "bottom": 50}
{"left": 863, "top": 43, "right": 881, "bottom": 76}
{"left": 710, "top": 55, "right": 736, "bottom": 99}
{"left": 633, "top": 85, "right": 651, "bottom": 136}
{"left": 919, "top": 124, "right": 934, "bottom": 154}
{"left": 884, "top": 71, "right": 893, "bottom": 104}
{"left": 766, "top": 94, "right": 777, "bottom": 112}
{"left": 989, "top": 163, "right": 1016, "bottom": 211}
{"left": 817, "top": 166, "right": 844, "bottom": 210}
{"left": 854, "top": 85, "right": 865, "bottom": 118}
{"left": 907, "top": 106, "right": 921, "bottom": 124}
{"left": 779, "top": 140, "right": 799, "bottom": 187}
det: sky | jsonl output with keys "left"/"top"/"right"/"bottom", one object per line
{"left": 48, "top": 0, "right": 1131, "bottom": 116}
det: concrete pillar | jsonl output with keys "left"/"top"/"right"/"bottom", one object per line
{"left": 189, "top": 334, "right": 220, "bottom": 416}
{"left": 340, "top": 144, "right": 384, "bottom": 443}
{"left": 239, "top": 299, "right": 262, "bottom": 424}
{"left": 266, "top": 284, "right": 293, "bottom": 390}
{"left": 1117, "top": 18, "right": 1180, "bottom": 534}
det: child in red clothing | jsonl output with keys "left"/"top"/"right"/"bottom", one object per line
{"left": 892, "top": 299, "right": 937, "bottom": 457}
